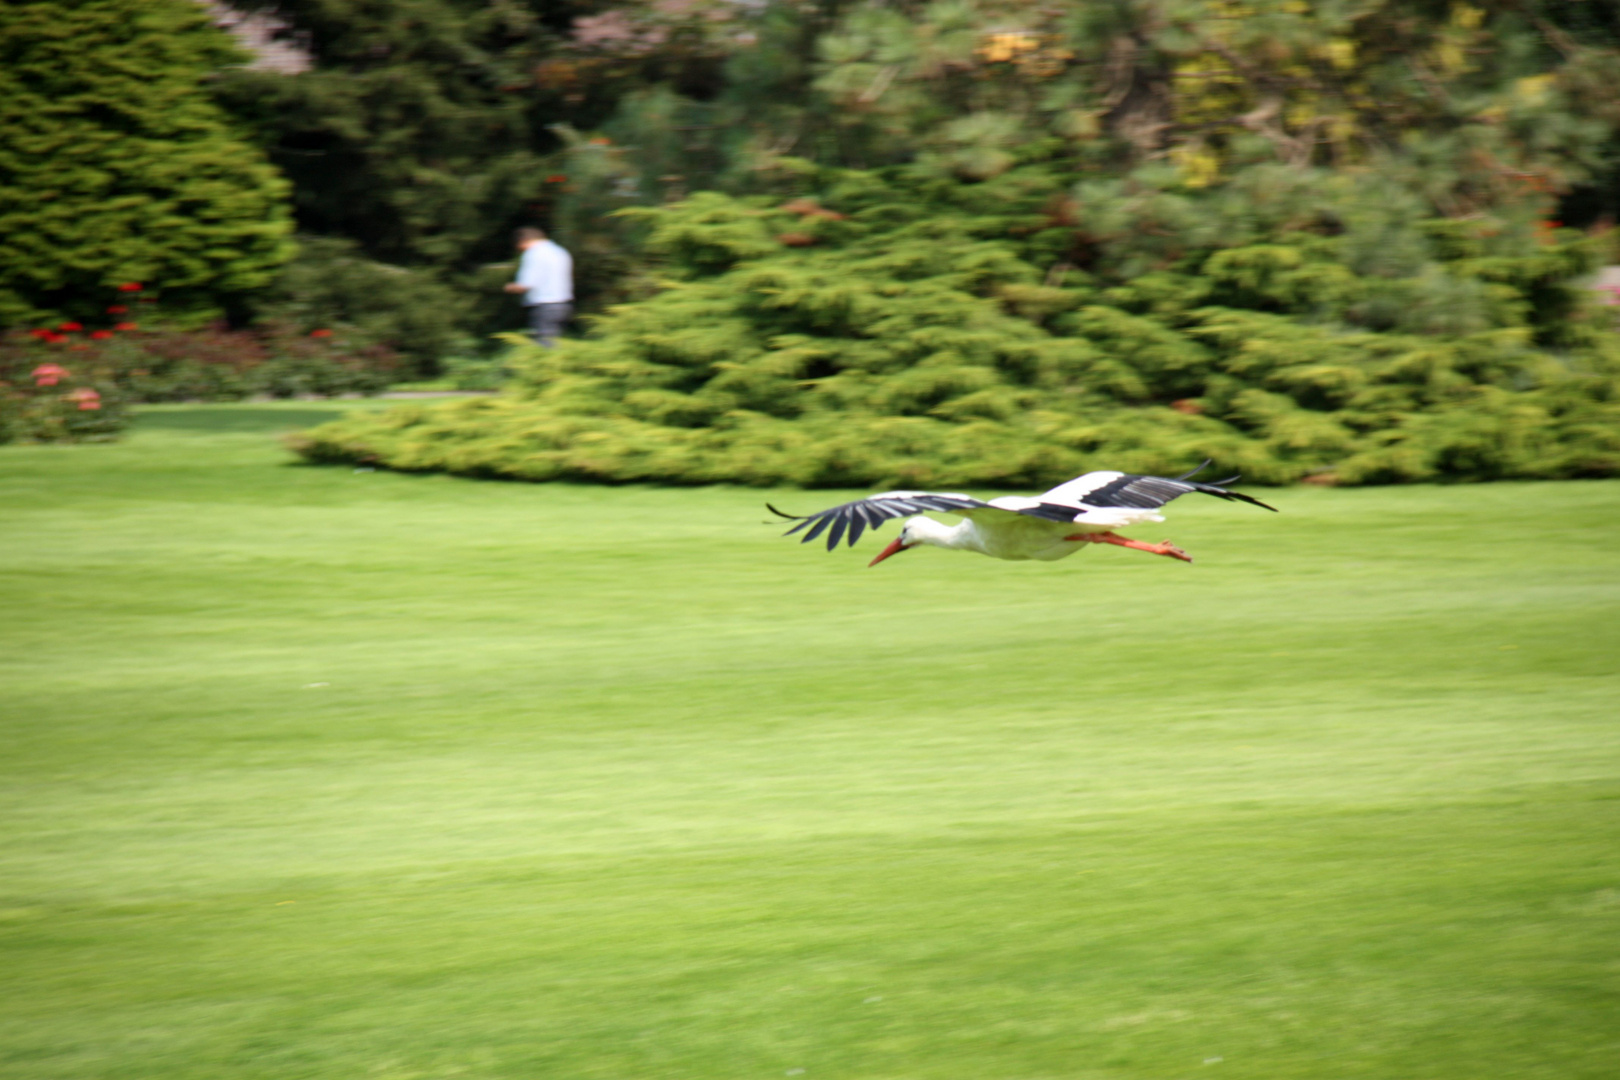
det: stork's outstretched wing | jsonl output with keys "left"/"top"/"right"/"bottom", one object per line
{"left": 1013, "top": 462, "right": 1278, "bottom": 521}
{"left": 767, "top": 491, "right": 1002, "bottom": 550}
{"left": 767, "top": 465, "right": 1276, "bottom": 552}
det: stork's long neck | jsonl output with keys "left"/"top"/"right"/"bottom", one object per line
{"left": 908, "top": 515, "right": 981, "bottom": 552}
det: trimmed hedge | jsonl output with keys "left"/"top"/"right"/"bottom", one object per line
{"left": 293, "top": 167, "right": 1620, "bottom": 488}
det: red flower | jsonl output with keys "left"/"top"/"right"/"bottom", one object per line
{"left": 42, "top": 332, "right": 66, "bottom": 344}
{"left": 59, "top": 321, "right": 83, "bottom": 332}
{"left": 114, "top": 322, "right": 138, "bottom": 331}
{"left": 68, "top": 387, "right": 101, "bottom": 411}
{"left": 90, "top": 329, "right": 113, "bottom": 340}
{"left": 546, "top": 175, "right": 568, "bottom": 183}
{"left": 69, "top": 343, "right": 90, "bottom": 351}
{"left": 309, "top": 328, "right": 333, "bottom": 338}
{"left": 117, "top": 282, "right": 143, "bottom": 292}
{"left": 106, "top": 305, "right": 128, "bottom": 314}
{"left": 33, "top": 363, "right": 69, "bottom": 386}
{"left": 28, "top": 328, "right": 51, "bottom": 338}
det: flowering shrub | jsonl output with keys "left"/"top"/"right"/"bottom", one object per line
{"left": 1, "top": 285, "right": 400, "bottom": 444}
{"left": 0, "top": 350, "right": 126, "bottom": 444}
{"left": 99, "top": 322, "right": 399, "bottom": 402}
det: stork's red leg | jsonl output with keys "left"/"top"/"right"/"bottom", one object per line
{"left": 1065, "top": 531, "right": 1192, "bottom": 563}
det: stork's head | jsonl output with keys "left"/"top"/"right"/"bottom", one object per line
{"left": 867, "top": 516, "right": 928, "bottom": 567}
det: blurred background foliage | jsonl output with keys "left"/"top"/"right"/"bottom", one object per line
{"left": 0, "top": 0, "right": 295, "bottom": 328}
{"left": 5, "top": 0, "right": 1620, "bottom": 479}
{"left": 294, "top": 167, "right": 1620, "bottom": 486}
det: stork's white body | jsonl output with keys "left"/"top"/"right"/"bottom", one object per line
{"left": 769, "top": 465, "right": 1276, "bottom": 567}
{"left": 904, "top": 502, "right": 1167, "bottom": 562}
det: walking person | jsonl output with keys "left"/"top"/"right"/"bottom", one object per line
{"left": 504, "top": 227, "right": 573, "bottom": 347}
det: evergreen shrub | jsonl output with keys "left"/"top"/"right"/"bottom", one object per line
{"left": 0, "top": 0, "right": 295, "bottom": 327}
{"left": 254, "top": 237, "right": 470, "bottom": 371}
{"left": 293, "top": 166, "right": 1620, "bottom": 488}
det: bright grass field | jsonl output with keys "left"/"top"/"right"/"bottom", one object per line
{"left": 2, "top": 401, "right": 1617, "bottom": 1080}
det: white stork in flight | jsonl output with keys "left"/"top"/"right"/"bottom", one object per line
{"left": 768, "top": 463, "right": 1276, "bottom": 566}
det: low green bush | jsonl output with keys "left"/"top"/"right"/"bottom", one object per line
{"left": 440, "top": 354, "right": 511, "bottom": 392}
{"left": 253, "top": 237, "right": 472, "bottom": 375}
{"left": 293, "top": 167, "right": 1620, "bottom": 488}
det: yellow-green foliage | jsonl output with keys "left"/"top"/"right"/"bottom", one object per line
{"left": 295, "top": 168, "right": 1620, "bottom": 488}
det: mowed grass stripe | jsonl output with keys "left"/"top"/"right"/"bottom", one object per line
{"left": 1, "top": 401, "right": 1617, "bottom": 1079}
{"left": 2, "top": 806, "right": 1614, "bottom": 1078}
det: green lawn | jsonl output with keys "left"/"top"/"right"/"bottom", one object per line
{"left": 2, "top": 402, "right": 1617, "bottom": 1079}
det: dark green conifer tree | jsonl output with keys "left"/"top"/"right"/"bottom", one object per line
{"left": 214, "top": 0, "right": 655, "bottom": 361}
{"left": 216, "top": 0, "right": 585, "bottom": 272}
{"left": 0, "top": 0, "right": 295, "bottom": 326}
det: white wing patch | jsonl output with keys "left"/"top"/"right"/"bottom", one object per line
{"left": 869, "top": 489, "right": 978, "bottom": 501}
{"left": 1069, "top": 507, "right": 1166, "bottom": 528}
{"left": 986, "top": 495, "right": 1043, "bottom": 512}
{"left": 991, "top": 492, "right": 1162, "bottom": 527}
{"left": 1037, "top": 471, "right": 1124, "bottom": 506}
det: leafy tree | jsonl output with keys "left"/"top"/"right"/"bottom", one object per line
{"left": 570, "top": 0, "right": 1620, "bottom": 223}
{"left": 0, "top": 0, "right": 295, "bottom": 327}
{"left": 217, "top": 0, "right": 582, "bottom": 273}
{"left": 289, "top": 0, "right": 1620, "bottom": 486}
{"left": 214, "top": 0, "right": 696, "bottom": 362}
{"left": 254, "top": 236, "right": 469, "bottom": 364}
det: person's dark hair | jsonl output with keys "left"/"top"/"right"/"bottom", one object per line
{"left": 514, "top": 227, "right": 545, "bottom": 244}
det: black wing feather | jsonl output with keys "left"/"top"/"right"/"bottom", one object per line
{"left": 1172, "top": 460, "right": 1213, "bottom": 481}
{"left": 800, "top": 514, "right": 833, "bottom": 544}
{"left": 766, "top": 492, "right": 994, "bottom": 551}
{"left": 825, "top": 514, "right": 848, "bottom": 550}
{"left": 1077, "top": 474, "right": 1187, "bottom": 509}
{"left": 846, "top": 508, "right": 868, "bottom": 547}
{"left": 1069, "top": 472, "right": 1277, "bottom": 514}
{"left": 1186, "top": 481, "right": 1276, "bottom": 512}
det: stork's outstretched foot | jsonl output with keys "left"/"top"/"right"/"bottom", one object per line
{"left": 1066, "top": 531, "right": 1193, "bottom": 563}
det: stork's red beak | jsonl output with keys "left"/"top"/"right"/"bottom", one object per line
{"left": 868, "top": 538, "right": 913, "bottom": 567}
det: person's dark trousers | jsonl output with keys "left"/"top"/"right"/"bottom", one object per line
{"left": 527, "top": 302, "right": 572, "bottom": 347}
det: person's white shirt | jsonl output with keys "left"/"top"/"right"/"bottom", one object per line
{"left": 515, "top": 239, "right": 573, "bottom": 304}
